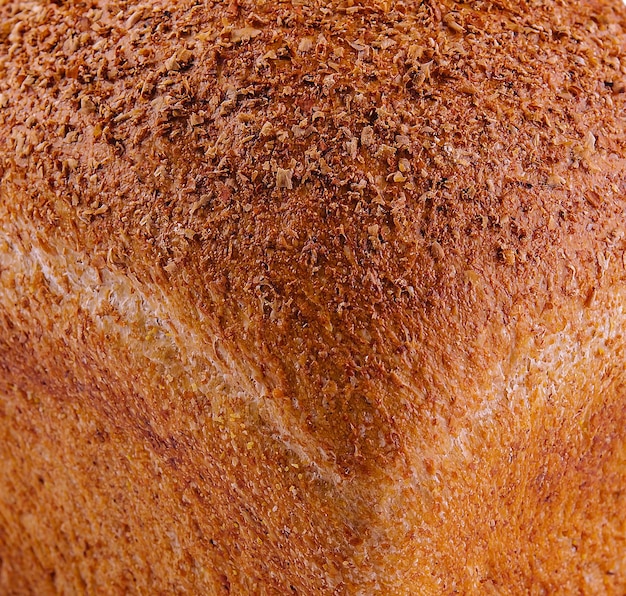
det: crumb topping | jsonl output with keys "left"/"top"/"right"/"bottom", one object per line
{"left": 1, "top": 0, "right": 626, "bottom": 471}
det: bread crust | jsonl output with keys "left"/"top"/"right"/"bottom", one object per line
{"left": 1, "top": 0, "right": 625, "bottom": 593}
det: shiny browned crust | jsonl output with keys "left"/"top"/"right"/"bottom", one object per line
{"left": 1, "top": 0, "right": 626, "bottom": 593}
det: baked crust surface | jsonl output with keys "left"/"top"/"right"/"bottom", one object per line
{"left": 1, "top": 0, "right": 625, "bottom": 593}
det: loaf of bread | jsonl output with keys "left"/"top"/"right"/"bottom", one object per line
{"left": 1, "top": 0, "right": 625, "bottom": 593}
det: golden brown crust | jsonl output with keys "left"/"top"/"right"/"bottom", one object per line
{"left": 1, "top": 0, "right": 626, "bottom": 593}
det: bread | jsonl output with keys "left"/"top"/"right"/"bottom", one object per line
{"left": 1, "top": 0, "right": 625, "bottom": 593}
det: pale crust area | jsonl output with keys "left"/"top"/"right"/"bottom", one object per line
{"left": 1, "top": 0, "right": 626, "bottom": 593}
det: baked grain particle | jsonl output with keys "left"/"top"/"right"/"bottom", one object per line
{"left": 260, "top": 121, "right": 274, "bottom": 138}
{"left": 125, "top": 9, "right": 144, "bottom": 29}
{"left": 230, "top": 27, "right": 262, "bottom": 43}
{"left": 276, "top": 168, "right": 293, "bottom": 190}
{"left": 80, "top": 96, "right": 97, "bottom": 115}
{"left": 298, "top": 37, "right": 314, "bottom": 53}
{"left": 361, "top": 125, "right": 375, "bottom": 147}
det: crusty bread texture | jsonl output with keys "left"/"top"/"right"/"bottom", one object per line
{"left": 1, "top": 0, "right": 626, "bottom": 593}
